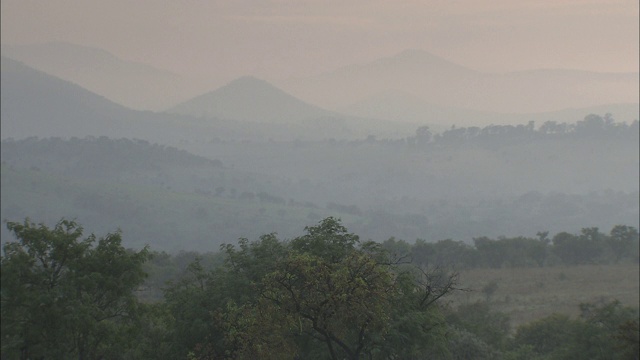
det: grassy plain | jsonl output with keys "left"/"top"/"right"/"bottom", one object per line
{"left": 451, "top": 263, "right": 640, "bottom": 329}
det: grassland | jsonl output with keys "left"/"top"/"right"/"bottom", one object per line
{"left": 0, "top": 165, "right": 364, "bottom": 252}
{"left": 450, "top": 263, "right": 640, "bottom": 329}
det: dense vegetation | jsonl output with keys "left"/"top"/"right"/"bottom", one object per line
{"left": 2, "top": 218, "right": 638, "bottom": 359}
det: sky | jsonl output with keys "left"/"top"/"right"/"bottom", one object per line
{"left": 2, "top": 0, "right": 638, "bottom": 84}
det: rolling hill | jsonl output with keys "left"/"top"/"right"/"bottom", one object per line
{"left": 167, "top": 76, "right": 340, "bottom": 123}
{"left": 281, "top": 49, "right": 639, "bottom": 115}
{"left": 1, "top": 42, "right": 207, "bottom": 111}
{"left": 1, "top": 58, "right": 416, "bottom": 142}
{"left": 1, "top": 56, "right": 136, "bottom": 139}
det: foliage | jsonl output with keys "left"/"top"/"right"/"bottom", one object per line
{"left": 0, "top": 218, "right": 149, "bottom": 359}
{"left": 1, "top": 216, "right": 637, "bottom": 359}
{"left": 510, "top": 300, "right": 640, "bottom": 360}
{"left": 443, "top": 327, "right": 503, "bottom": 360}
{"left": 412, "top": 115, "right": 639, "bottom": 147}
{"left": 162, "top": 217, "right": 461, "bottom": 359}
{"left": 446, "top": 302, "right": 511, "bottom": 349}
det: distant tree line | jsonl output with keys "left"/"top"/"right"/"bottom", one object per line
{"left": 382, "top": 224, "right": 639, "bottom": 269}
{"left": 414, "top": 114, "right": 639, "bottom": 146}
{"left": 347, "top": 114, "right": 639, "bottom": 147}
{"left": 1, "top": 218, "right": 638, "bottom": 359}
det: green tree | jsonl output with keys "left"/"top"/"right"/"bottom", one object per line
{"left": 446, "top": 302, "right": 510, "bottom": 350}
{"left": 511, "top": 313, "right": 582, "bottom": 359}
{"left": 552, "top": 229, "right": 605, "bottom": 265}
{"left": 0, "top": 218, "right": 149, "bottom": 359}
{"left": 238, "top": 218, "right": 460, "bottom": 359}
{"left": 163, "top": 218, "right": 461, "bottom": 359}
{"left": 162, "top": 233, "right": 289, "bottom": 359}
{"left": 607, "top": 225, "right": 639, "bottom": 263}
{"left": 511, "top": 300, "right": 640, "bottom": 360}
{"left": 255, "top": 250, "right": 394, "bottom": 359}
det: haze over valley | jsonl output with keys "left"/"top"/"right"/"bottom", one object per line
{"left": 1, "top": 2, "right": 639, "bottom": 358}
{"left": 1, "top": 49, "right": 638, "bottom": 250}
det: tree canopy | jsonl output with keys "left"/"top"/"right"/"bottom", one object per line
{"left": 0, "top": 219, "right": 149, "bottom": 359}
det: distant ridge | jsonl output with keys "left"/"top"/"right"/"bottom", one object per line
{"left": 167, "top": 76, "right": 339, "bottom": 123}
{"left": 1, "top": 42, "right": 206, "bottom": 111}
{"left": 1, "top": 56, "right": 134, "bottom": 139}
{"left": 1, "top": 57, "right": 204, "bottom": 141}
{"left": 1, "top": 60, "right": 387, "bottom": 142}
{"left": 282, "top": 48, "right": 639, "bottom": 114}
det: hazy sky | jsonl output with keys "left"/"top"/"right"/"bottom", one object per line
{"left": 2, "top": 0, "right": 638, "bottom": 83}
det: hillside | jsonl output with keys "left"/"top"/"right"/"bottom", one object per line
{"left": 281, "top": 49, "right": 639, "bottom": 114}
{"left": 168, "top": 76, "right": 339, "bottom": 123}
{"left": 0, "top": 58, "right": 416, "bottom": 142}
{"left": 1, "top": 42, "right": 207, "bottom": 110}
{"left": 0, "top": 137, "right": 357, "bottom": 251}
{"left": 2, "top": 128, "right": 637, "bottom": 251}
{"left": 1, "top": 56, "right": 150, "bottom": 139}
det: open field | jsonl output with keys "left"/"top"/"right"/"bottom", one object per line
{"left": 451, "top": 263, "right": 640, "bottom": 329}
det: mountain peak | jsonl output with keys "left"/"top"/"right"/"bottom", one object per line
{"left": 379, "top": 48, "right": 476, "bottom": 74}
{"left": 221, "top": 75, "right": 280, "bottom": 92}
{"left": 394, "top": 48, "right": 440, "bottom": 60}
{"left": 168, "top": 76, "right": 335, "bottom": 123}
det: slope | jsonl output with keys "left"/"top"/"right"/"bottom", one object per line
{"left": 282, "top": 49, "right": 639, "bottom": 114}
{"left": 1, "top": 42, "right": 206, "bottom": 111}
{"left": 168, "top": 76, "right": 339, "bottom": 123}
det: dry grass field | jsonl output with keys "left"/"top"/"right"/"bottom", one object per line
{"left": 449, "top": 264, "right": 640, "bottom": 329}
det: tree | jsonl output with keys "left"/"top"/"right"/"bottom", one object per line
{"left": 552, "top": 230, "right": 605, "bottom": 265}
{"left": 0, "top": 219, "right": 149, "bottom": 359}
{"left": 237, "top": 218, "right": 461, "bottom": 359}
{"left": 415, "top": 126, "right": 433, "bottom": 145}
{"left": 162, "top": 233, "right": 289, "bottom": 359}
{"left": 511, "top": 313, "right": 582, "bottom": 358}
{"left": 161, "top": 218, "right": 461, "bottom": 359}
{"left": 257, "top": 250, "right": 394, "bottom": 359}
{"left": 607, "top": 225, "right": 639, "bottom": 263}
{"left": 511, "top": 300, "right": 640, "bottom": 359}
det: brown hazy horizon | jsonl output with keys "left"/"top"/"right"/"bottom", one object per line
{"left": 2, "top": 0, "right": 638, "bottom": 86}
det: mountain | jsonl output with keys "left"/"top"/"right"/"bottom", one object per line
{"left": 1, "top": 42, "right": 207, "bottom": 111}
{"left": 281, "top": 49, "right": 639, "bottom": 115}
{"left": 0, "top": 58, "right": 411, "bottom": 143}
{"left": 0, "top": 57, "right": 223, "bottom": 142}
{"left": 1, "top": 56, "right": 137, "bottom": 139}
{"left": 167, "top": 76, "right": 340, "bottom": 123}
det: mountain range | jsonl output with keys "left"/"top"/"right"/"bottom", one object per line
{"left": 2, "top": 45, "right": 638, "bottom": 143}
{"left": 1, "top": 50, "right": 638, "bottom": 251}
{"left": 3, "top": 43, "right": 637, "bottom": 127}
{"left": 0, "top": 57, "right": 418, "bottom": 142}
{"left": 281, "top": 49, "right": 639, "bottom": 115}
{"left": 1, "top": 42, "right": 209, "bottom": 111}
{"left": 1, "top": 56, "right": 134, "bottom": 139}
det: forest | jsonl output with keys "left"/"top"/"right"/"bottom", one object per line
{"left": 1, "top": 217, "right": 638, "bottom": 359}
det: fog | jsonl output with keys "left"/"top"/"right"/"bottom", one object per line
{"left": 1, "top": 2, "right": 639, "bottom": 358}
{"left": 1, "top": 53, "right": 638, "bottom": 248}
{"left": 1, "top": 0, "right": 639, "bottom": 248}
{"left": 2, "top": 0, "right": 639, "bottom": 110}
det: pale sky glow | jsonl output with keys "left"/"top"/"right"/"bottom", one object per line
{"left": 2, "top": 0, "right": 638, "bottom": 85}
